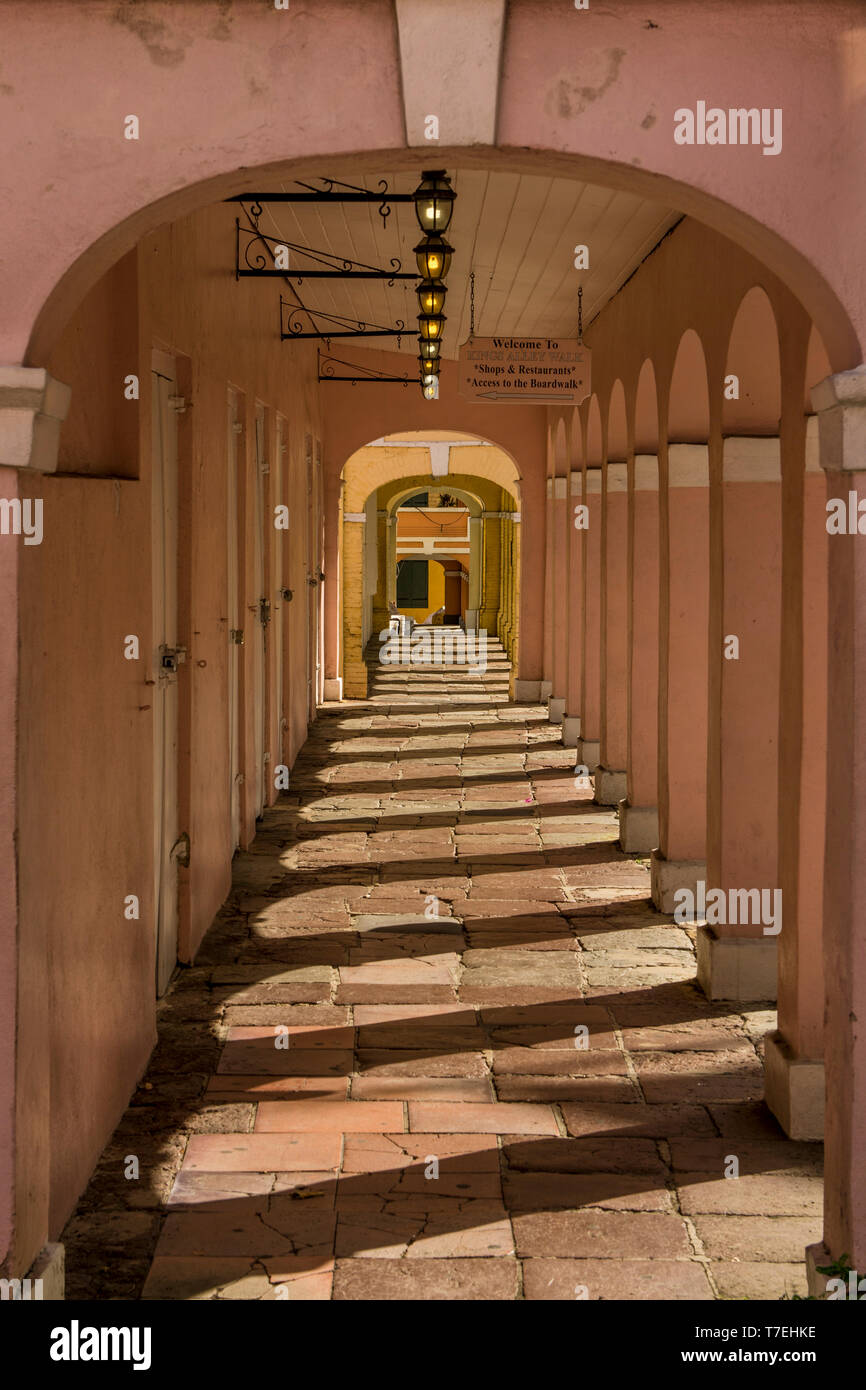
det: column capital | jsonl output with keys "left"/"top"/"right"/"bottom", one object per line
{"left": 344, "top": 512, "right": 367, "bottom": 523}
{"left": 585, "top": 467, "right": 602, "bottom": 494}
{"left": 812, "top": 366, "right": 866, "bottom": 473}
{"left": 0, "top": 367, "right": 71, "bottom": 473}
{"left": 570, "top": 470, "right": 583, "bottom": 496}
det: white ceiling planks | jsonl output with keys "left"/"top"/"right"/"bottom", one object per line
{"left": 255, "top": 169, "right": 678, "bottom": 360}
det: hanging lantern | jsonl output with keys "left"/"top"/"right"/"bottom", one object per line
{"left": 416, "top": 279, "right": 447, "bottom": 316}
{"left": 419, "top": 358, "right": 441, "bottom": 384}
{"left": 418, "top": 313, "right": 446, "bottom": 342}
{"left": 418, "top": 337, "right": 440, "bottom": 361}
{"left": 422, "top": 380, "right": 438, "bottom": 400}
{"left": 412, "top": 170, "right": 455, "bottom": 234}
{"left": 414, "top": 233, "right": 454, "bottom": 280}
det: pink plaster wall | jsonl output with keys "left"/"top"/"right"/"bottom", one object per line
{"left": 718, "top": 480, "right": 782, "bottom": 913}
{"left": 0, "top": 474, "right": 20, "bottom": 1269}
{"left": 601, "top": 484, "right": 628, "bottom": 770}
{"left": 661, "top": 485, "right": 710, "bottom": 862}
{"left": 581, "top": 484, "right": 602, "bottom": 746}
{"left": 628, "top": 480, "right": 660, "bottom": 809}
{"left": 10, "top": 201, "right": 322, "bottom": 1272}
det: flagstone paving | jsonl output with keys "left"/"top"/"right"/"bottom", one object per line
{"left": 61, "top": 640, "right": 822, "bottom": 1300}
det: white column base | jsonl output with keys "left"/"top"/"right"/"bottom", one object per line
{"left": 465, "top": 609, "right": 479, "bottom": 630}
{"left": 650, "top": 850, "right": 707, "bottom": 913}
{"left": 576, "top": 738, "right": 600, "bottom": 771}
{"left": 696, "top": 925, "right": 778, "bottom": 1001}
{"left": 322, "top": 678, "right": 343, "bottom": 701}
{"left": 594, "top": 766, "right": 627, "bottom": 806}
{"left": 514, "top": 679, "right": 542, "bottom": 703}
{"left": 618, "top": 800, "right": 659, "bottom": 853}
{"left": 561, "top": 714, "right": 581, "bottom": 747}
{"left": 540, "top": 679, "right": 553, "bottom": 700}
{"left": 763, "top": 1031, "right": 825, "bottom": 1140}
{"left": 548, "top": 696, "right": 566, "bottom": 725}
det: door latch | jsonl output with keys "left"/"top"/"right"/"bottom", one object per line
{"left": 230, "top": 629, "right": 245, "bottom": 645}
{"left": 259, "top": 598, "right": 271, "bottom": 626}
{"left": 159, "top": 644, "right": 187, "bottom": 673}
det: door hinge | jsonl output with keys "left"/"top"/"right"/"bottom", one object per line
{"left": 259, "top": 598, "right": 271, "bottom": 626}
{"left": 230, "top": 628, "right": 245, "bottom": 645}
{"left": 170, "top": 831, "right": 191, "bottom": 867}
{"left": 167, "top": 395, "right": 188, "bottom": 413}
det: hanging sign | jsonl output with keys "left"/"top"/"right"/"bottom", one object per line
{"left": 458, "top": 337, "right": 591, "bottom": 403}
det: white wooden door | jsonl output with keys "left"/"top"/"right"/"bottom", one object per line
{"left": 315, "top": 440, "right": 325, "bottom": 706}
{"left": 272, "top": 416, "right": 286, "bottom": 769}
{"left": 152, "top": 352, "right": 180, "bottom": 996}
{"left": 305, "top": 435, "right": 316, "bottom": 719}
{"left": 253, "top": 405, "right": 268, "bottom": 818}
{"left": 227, "top": 390, "right": 242, "bottom": 852}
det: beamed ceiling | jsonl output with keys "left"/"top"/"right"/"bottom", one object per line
{"left": 248, "top": 168, "right": 680, "bottom": 362}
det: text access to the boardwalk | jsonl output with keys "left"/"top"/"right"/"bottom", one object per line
{"left": 458, "top": 337, "right": 591, "bottom": 402}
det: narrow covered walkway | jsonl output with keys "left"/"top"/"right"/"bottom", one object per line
{"left": 62, "top": 647, "right": 821, "bottom": 1301}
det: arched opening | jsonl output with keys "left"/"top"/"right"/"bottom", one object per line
{"left": 339, "top": 432, "right": 520, "bottom": 697}
{"left": 4, "top": 30, "right": 861, "bottom": 1292}
{"left": 596, "top": 381, "right": 629, "bottom": 801}
{"left": 623, "top": 359, "right": 661, "bottom": 849}
{"left": 716, "top": 290, "right": 784, "bottom": 939}
{"left": 657, "top": 330, "right": 711, "bottom": 876}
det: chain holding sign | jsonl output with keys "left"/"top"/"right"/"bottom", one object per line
{"left": 458, "top": 337, "right": 591, "bottom": 402}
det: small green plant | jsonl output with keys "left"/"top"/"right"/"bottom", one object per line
{"left": 816, "top": 1253, "right": 853, "bottom": 1279}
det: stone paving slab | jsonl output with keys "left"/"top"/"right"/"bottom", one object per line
{"left": 59, "top": 653, "right": 822, "bottom": 1300}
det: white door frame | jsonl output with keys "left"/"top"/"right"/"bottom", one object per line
{"left": 227, "top": 389, "right": 242, "bottom": 853}
{"left": 273, "top": 415, "right": 286, "bottom": 774}
{"left": 253, "top": 404, "right": 268, "bottom": 818}
{"left": 152, "top": 349, "right": 180, "bottom": 996}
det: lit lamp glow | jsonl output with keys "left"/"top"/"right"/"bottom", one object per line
{"left": 414, "top": 234, "right": 453, "bottom": 280}
{"left": 419, "top": 358, "right": 441, "bottom": 385}
{"left": 412, "top": 170, "right": 455, "bottom": 235}
{"left": 416, "top": 280, "right": 447, "bottom": 316}
{"left": 418, "top": 313, "right": 446, "bottom": 342}
{"left": 418, "top": 337, "right": 440, "bottom": 361}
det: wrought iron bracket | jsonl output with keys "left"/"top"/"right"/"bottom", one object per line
{"left": 317, "top": 353, "right": 411, "bottom": 386}
{"left": 282, "top": 298, "right": 405, "bottom": 343}
{"left": 236, "top": 221, "right": 417, "bottom": 284}
{"left": 228, "top": 177, "right": 414, "bottom": 227}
